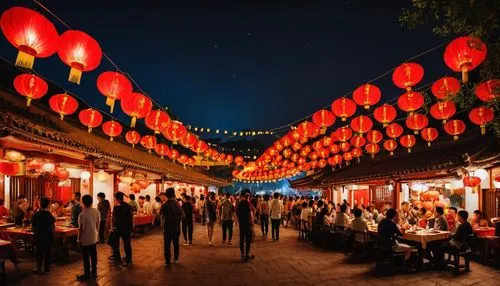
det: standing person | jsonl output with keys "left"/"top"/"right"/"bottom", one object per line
{"left": 77, "top": 195, "right": 100, "bottom": 281}
{"left": 285, "top": 197, "right": 294, "bottom": 228}
{"left": 161, "top": 188, "right": 184, "bottom": 267}
{"left": 31, "top": 196, "right": 55, "bottom": 274}
{"left": 128, "top": 194, "right": 139, "bottom": 214}
{"left": 260, "top": 195, "right": 270, "bottom": 238}
{"left": 236, "top": 190, "right": 254, "bottom": 261}
{"left": 205, "top": 192, "right": 217, "bottom": 246}
{"left": 70, "top": 192, "right": 82, "bottom": 227}
{"left": 97, "top": 192, "right": 110, "bottom": 243}
{"left": 199, "top": 195, "right": 206, "bottom": 225}
{"left": 220, "top": 193, "right": 235, "bottom": 244}
{"left": 143, "top": 195, "right": 153, "bottom": 215}
{"left": 269, "top": 193, "right": 283, "bottom": 241}
{"left": 111, "top": 192, "right": 134, "bottom": 266}
{"left": 13, "top": 195, "right": 28, "bottom": 226}
{"left": 181, "top": 195, "right": 194, "bottom": 245}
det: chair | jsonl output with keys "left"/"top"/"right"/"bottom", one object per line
{"left": 444, "top": 234, "right": 474, "bottom": 274}
{"left": 332, "top": 225, "right": 347, "bottom": 250}
{"left": 374, "top": 236, "right": 409, "bottom": 274}
{"left": 351, "top": 230, "right": 370, "bottom": 258}
{"left": 298, "top": 220, "right": 312, "bottom": 241}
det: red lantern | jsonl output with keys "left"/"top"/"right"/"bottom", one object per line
{"left": 13, "top": 73, "right": 48, "bottom": 106}
{"left": 232, "top": 170, "right": 240, "bottom": 177}
{"left": 342, "top": 152, "right": 353, "bottom": 164}
{"left": 352, "top": 84, "right": 381, "bottom": 109}
{"left": 130, "top": 183, "right": 141, "bottom": 194}
{"left": 469, "top": 107, "right": 494, "bottom": 135}
{"left": 180, "top": 133, "right": 198, "bottom": 148}
{"left": 383, "top": 139, "right": 397, "bottom": 156}
{"left": 97, "top": 71, "right": 133, "bottom": 113}
{"left": 120, "top": 92, "right": 153, "bottom": 127}
{"left": 444, "top": 36, "right": 487, "bottom": 83}
{"left": 178, "top": 155, "right": 189, "bottom": 166}
{"left": 49, "top": 93, "right": 78, "bottom": 120}
{"left": 225, "top": 154, "right": 234, "bottom": 165}
{"left": 0, "top": 7, "right": 59, "bottom": 69}
{"left": 322, "top": 136, "right": 332, "bottom": 147}
{"left": 429, "top": 101, "right": 456, "bottom": 124}
{"left": 292, "top": 142, "right": 302, "bottom": 152}
{"left": 400, "top": 134, "right": 416, "bottom": 153}
{"left": 386, "top": 123, "right": 404, "bottom": 139}
{"left": 312, "top": 141, "right": 323, "bottom": 151}
{"left": 475, "top": 80, "right": 499, "bottom": 102}
{"left": 291, "top": 153, "right": 300, "bottom": 163}
{"left": 332, "top": 126, "right": 353, "bottom": 142}
{"left": 373, "top": 104, "right": 397, "bottom": 127}
{"left": 125, "top": 130, "right": 141, "bottom": 148}
{"left": 297, "top": 121, "right": 319, "bottom": 138}
{"left": 392, "top": 62, "right": 424, "bottom": 91}
{"left": 145, "top": 109, "right": 170, "bottom": 134}
{"left": 163, "top": 120, "right": 187, "bottom": 144}
{"left": 367, "top": 130, "right": 383, "bottom": 144}
{"left": 405, "top": 114, "right": 429, "bottom": 135}
{"left": 297, "top": 157, "right": 306, "bottom": 165}
{"left": 331, "top": 98, "right": 356, "bottom": 121}
{"left": 280, "top": 134, "right": 293, "bottom": 147}
{"left": 329, "top": 144, "right": 340, "bottom": 154}
{"left": 283, "top": 148, "right": 292, "bottom": 158}
{"left": 331, "top": 154, "right": 343, "bottom": 166}
{"left": 365, "top": 143, "right": 380, "bottom": 158}
{"left": 318, "top": 159, "right": 327, "bottom": 168}
{"left": 78, "top": 108, "right": 103, "bottom": 133}
{"left": 155, "top": 143, "right": 170, "bottom": 159}
{"left": 443, "top": 119, "right": 466, "bottom": 140}
{"left": 168, "top": 148, "right": 180, "bottom": 161}
{"left": 421, "top": 127, "right": 439, "bottom": 147}
{"left": 308, "top": 151, "right": 319, "bottom": 161}
{"left": 340, "top": 141, "right": 350, "bottom": 152}
{"left": 312, "top": 110, "right": 336, "bottom": 134}
{"left": 191, "top": 140, "right": 208, "bottom": 154}
{"left": 463, "top": 175, "right": 481, "bottom": 188}
{"left": 0, "top": 161, "right": 19, "bottom": 176}
{"left": 350, "top": 115, "right": 373, "bottom": 136}
{"left": 431, "top": 77, "right": 461, "bottom": 100}
{"left": 58, "top": 30, "right": 102, "bottom": 84}
{"left": 350, "top": 135, "right": 366, "bottom": 148}
{"left": 55, "top": 168, "right": 69, "bottom": 181}
{"left": 273, "top": 141, "right": 284, "bottom": 152}
{"left": 397, "top": 91, "right": 424, "bottom": 115}
{"left": 140, "top": 135, "right": 157, "bottom": 153}
{"left": 102, "top": 121, "right": 123, "bottom": 141}
{"left": 235, "top": 156, "right": 244, "bottom": 166}
{"left": 318, "top": 148, "right": 330, "bottom": 159}
{"left": 351, "top": 147, "right": 363, "bottom": 159}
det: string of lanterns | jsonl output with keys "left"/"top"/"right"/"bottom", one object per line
{"left": 188, "top": 125, "right": 275, "bottom": 137}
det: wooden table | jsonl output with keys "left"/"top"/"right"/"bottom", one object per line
{"left": 474, "top": 227, "right": 495, "bottom": 238}
{"left": 0, "top": 223, "right": 15, "bottom": 230}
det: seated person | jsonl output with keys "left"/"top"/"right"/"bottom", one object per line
{"left": 471, "top": 210, "right": 488, "bottom": 229}
{"left": 313, "top": 200, "right": 326, "bottom": 226}
{"left": 446, "top": 207, "right": 458, "bottom": 233}
{"left": 417, "top": 207, "right": 429, "bottom": 228}
{"left": 0, "top": 199, "right": 10, "bottom": 217}
{"left": 334, "top": 204, "right": 350, "bottom": 228}
{"left": 448, "top": 210, "right": 473, "bottom": 250}
{"left": 23, "top": 207, "right": 34, "bottom": 227}
{"left": 378, "top": 208, "right": 412, "bottom": 261}
{"left": 433, "top": 206, "right": 449, "bottom": 231}
{"left": 350, "top": 208, "right": 368, "bottom": 242}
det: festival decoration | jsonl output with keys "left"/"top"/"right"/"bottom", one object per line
{"left": 234, "top": 156, "right": 244, "bottom": 166}
{"left": 352, "top": 84, "right": 381, "bottom": 109}
{"left": 154, "top": 143, "right": 169, "bottom": 159}
{"left": 312, "top": 110, "right": 335, "bottom": 134}
{"left": 463, "top": 174, "right": 481, "bottom": 188}
{"left": 400, "top": 134, "right": 416, "bottom": 153}
{"left": 444, "top": 36, "right": 487, "bottom": 83}
{"left": 41, "top": 162, "right": 55, "bottom": 173}
{"left": 385, "top": 123, "right": 404, "bottom": 139}
{"left": 102, "top": 120, "right": 123, "bottom": 141}
{"left": 475, "top": 80, "right": 499, "bottom": 102}
{"left": 120, "top": 92, "right": 153, "bottom": 127}
{"left": 78, "top": 108, "right": 103, "bottom": 133}
{"left": 168, "top": 148, "right": 180, "bottom": 161}
{"left": 97, "top": 71, "right": 133, "bottom": 113}
{"left": 443, "top": 119, "right": 466, "bottom": 140}
{"left": 80, "top": 170, "right": 91, "bottom": 180}
{"left": 55, "top": 168, "right": 69, "bottom": 181}
{"left": 13, "top": 73, "right": 48, "bottom": 106}
{"left": 332, "top": 126, "right": 353, "bottom": 142}
{"left": 405, "top": 113, "right": 428, "bottom": 135}
{"left": 125, "top": 130, "right": 141, "bottom": 148}
{"left": 340, "top": 142, "right": 350, "bottom": 152}
{"left": 163, "top": 120, "right": 187, "bottom": 144}
{"left": 145, "top": 109, "right": 170, "bottom": 134}
{"left": 392, "top": 62, "right": 424, "bottom": 91}
{"left": 296, "top": 121, "right": 319, "bottom": 138}
{"left": 329, "top": 144, "right": 340, "bottom": 154}
{"left": 4, "top": 151, "right": 25, "bottom": 162}
{"left": 383, "top": 139, "right": 397, "bottom": 155}
{"left": 350, "top": 115, "right": 373, "bottom": 136}
{"left": 431, "top": 77, "right": 461, "bottom": 100}
{"left": 49, "top": 93, "right": 78, "bottom": 120}
{"left": 469, "top": 107, "right": 494, "bottom": 135}
{"left": 180, "top": 133, "right": 198, "bottom": 148}
{"left": 366, "top": 130, "right": 383, "bottom": 144}
{"left": 397, "top": 91, "right": 424, "bottom": 115}
{"left": 0, "top": 161, "right": 20, "bottom": 176}
{"left": 373, "top": 104, "right": 397, "bottom": 127}
{"left": 331, "top": 98, "right": 356, "bottom": 121}
{"left": 225, "top": 154, "right": 234, "bottom": 165}
{"left": 350, "top": 135, "right": 366, "bottom": 148}
{"left": 421, "top": 127, "right": 439, "bottom": 146}
{"left": 140, "top": 135, "right": 157, "bottom": 153}
{"left": 429, "top": 101, "right": 456, "bottom": 124}
{"left": 365, "top": 143, "right": 380, "bottom": 158}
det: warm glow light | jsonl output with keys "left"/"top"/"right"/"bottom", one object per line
{"left": 80, "top": 170, "right": 91, "bottom": 180}
{"left": 472, "top": 169, "right": 488, "bottom": 181}
{"left": 4, "top": 150, "right": 25, "bottom": 162}
{"left": 96, "top": 170, "right": 110, "bottom": 182}
{"left": 41, "top": 162, "right": 55, "bottom": 173}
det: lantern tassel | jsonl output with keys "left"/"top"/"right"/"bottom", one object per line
{"left": 60, "top": 113, "right": 64, "bottom": 120}
{"left": 454, "top": 135, "right": 458, "bottom": 140}
{"left": 68, "top": 66, "right": 83, "bottom": 84}
{"left": 461, "top": 66, "right": 468, "bottom": 83}
{"left": 481, "top": 125, "right": 486, "bottom": 135}
{"left": 383, "top": 123, "right": 388, "bottom": 127}
{"left": 106, "top": 97, "right": 116, "bottom": 113}
{"left": 390, "top": 151, "right": 393, "bottom": 156}
{"left": 88, "top": 127, "right": 92, "bottom": 133}
{"left": 320, "top": 127, "right": 327, "bottom": 135}
{"left": 110, "top": 137, "right": 114, "bottom": 142}
{"left": 132, "top": 144, "right": 135, "bottom": 148}
{"left": 408, "top": 148, "right": 411, "bottom": 153}
{"left": 427, "top": 142, "right": 431, "bottom": 147}
{"left": 148, "top": 149, "right": 152, "bottom": 154}
{"left": 161, "top": 155, "right": 164, "bottom": 159}
{"left": 414, "top": 130, "right": 418, "bottom": 135}
{"left": 26, "top": 97, "right": 32, "bottom": 107}
{"left": 131, "top": 117, "right": 137, "bottom": 128}
{"left": 341, "top": 117, "right": 346, "bottom": 122}
{"left": 15, "top": 50, "right": 35, "bottom": 69}
{"left": 371, "top": 154, "right": 374, "bottom": 159}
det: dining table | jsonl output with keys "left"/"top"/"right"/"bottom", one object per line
{"left": 473, "top": 227, "right": 496, "bottom": 238}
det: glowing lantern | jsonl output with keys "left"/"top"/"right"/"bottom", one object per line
{"left": 297, "top": 157, "right": 306, "bottom": 165}
{"left": 235, "top": 156, "right": 244, "bottom": 166}
{"left": 367, "top": 130, "right": 383, "bottom": 144}
{"left": 56, "top": 168, "right": 69, "bottom": 181}
{"left": 383, "top": 139, "right": 397, "bottom": 155}
{"left": 365, "top": 143, "right": 380, "bottom": 158}
{"left": 321, "top": 136, "right": 332, "bottom": 147}
{"left": 386, "top": 123, "right": 404, "bottom": 139}
{"left": 297, "top": 121, "right": 319, "bottom": 138}
{"left": 350, "top": 135, "right": 366, "bottom": 148}
{"left": 180, "top": 133, "right": 198, "bottom": 148}
{"left": 97, "top": 71, "right": 133, "bottom": 113}
{"left": 373, "top": 104, "right": 397, "bottom": 127}
{"left": 178, "top": 155, "right": 189, "bottom": 166}
{"left": 49, "top": 93, "right": 78, "bottom": 120}
{"left": 431, "top": 77, "right": 461, "bottom": 100}
{"left": 332, "top": 154, "right": 343, "bottom": 166}
{"left": 350, "top": 115, "right": 373, "bottom": 136}
{"left": 102, "top": 121, "right": 123, "bottom": 141}
{"left": 41, "top": 162, "right": 55, "bottom": 173}
{"left": 120, "top": 92, "right": 153, "bottom": 127}
{"left": 318, "top": 148, "right": 330, "bottom": 159}
{"left": 352, "top": 84, "right": 381, "bottom": 109}
{"left": 225, "top": 154, "right": 234, "bottom": 164}
{"left": 340, "top": 141, "right": 350, "bottom": 152}
{"left": 392, "top": 62, "right": 424, "bottom": 91}
{"left": 475, "top": 80, "right": 499, "bottom": 102}
{"left": 280, "top": 135, "right": 293, "bottom": 147}
{"left": 145, "top": 109, "right": 170, "bottom": 134}
{"left": 4, "top": 150, "right": 25, "bottom": 162}
{"left": 291, "top": 153, "right": 300, "bottom": 163}
{"left": 58, "top": 30, "right": 102, "bottom": 84}
{"left": 331, "top": 98, "right": 356, "bottom": 121}
{"left": 164, "top": 120, "right": 187, "bottom": 144}
{"left": 318, "top": 159, "right": 327, "bottom": 168}
{"left": 139, "top": 135, "right": 157, "bottom": 154}
{"left": 78, "top": 108, "right": 103, "bottom": 133}
{"left": 308, "top": 151, "right": 319, "bottom": 161}
{"left": 232, "top": 170, "right": 240, "bottom": 177}
{"left": 352, "top": 147, "right": 363, "bottom": 160}
{"left": 312, "top": 141, "right": 323, "bottom": 152}
{"left": 168, "top": 149, "right": 180, "bottom": 161}
{"left": 125, "top": 130, "right": 141, "bottom": 148}
{"left": 342, "top": 152, "right": 353, "bottom": 165}
{"left": 0, "top": 162, "right": 20, "bottom": 176}
{"left": 430, "top": 101, "right": 456, "bottom": 124}
{"left": 283, "top": 148, "right": 292, "bottom": 158}
{"left": 130, "top": 183, "right": 141, "bottom": 194}
{"left": 405, "top": 113, "right": 428, "bottom": 135}
{"left": 421, "top": 127, "right": 439, "bottom": 147}
{"left": 469, "top": 107, "right": 494, "bottom": 135}
{"left": 191, "top": 140, "right": 208, "bottom": 154}
{"left": 332, "top": 126, "right": 353, "bottom": 142}
{"left": 329, "top": 144, "right": 340, "bottom": 154}
{"left": 80, "top": 170, "right": 91, "bottom": 180}
{"left": 0, "top": 7, "right": 59, "bottom": 69}
{"left": 13, "top": 73, "right": 48, "bottom": 106}
{"left": 400, "top": 134, "right": 416, "bottom": 153}
{"left": 312, "top": 110, "right": 336, "bottom": 134}
{"left": 26, "top": 158, "right": 43, "bottom": 170}
{"left": 444, "top": 36, "right": 487, "bottom": 83}
{"left": 154, "top": 144, "right": 169, "bottom": 159}
{"left": 463, "top": 175, "right": 481, "bottom": 188}
{"left": 274, "top": 141, "right": 284, "bottom": 152}
{"left": 96, "top": 170, "right": 109, "bottom": 182}
{"left": 292, "top": 142, "right": 302, "bottom": 152}
{"left": 444, "top": 119, "right": 466, "bottom": 140}
{"left": 397, "top": 91, "right": 424, "bottom": 115}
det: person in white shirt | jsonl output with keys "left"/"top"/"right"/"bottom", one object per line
{"left": 77, "top": 195, "right": 100, "bottom": 281}
{"left": 269, "top": 193, "right": 283, "bottom": 241}
{"left": 300, "top": 201, "right": 313, "bottom": 230}
{"left": 143, "top": 195, "right": 153, "bottom": 215}
{"left": 334, "top": 204, "right": 350, "bottom": 228}
{"left": 350, "top": 208, "right": 369, "bottom": 242}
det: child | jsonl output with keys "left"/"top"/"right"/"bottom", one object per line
{"left": 77, "top": 195, "right": 100, "bottom": 281}
{"left": 31, "top": 196, "right": 55, "bottom": 273}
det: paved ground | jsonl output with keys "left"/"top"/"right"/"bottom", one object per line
{"left": 4, "top": 223, "right": 500, "bottom": 285}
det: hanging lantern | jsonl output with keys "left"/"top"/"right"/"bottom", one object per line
{"left": 13, "top": 73, "right": 48, "bottom": 106}
{"left": 125, "top": 130, "right": 141, "bottom": 148}
{"left": 140, "top": 135, "right": 157, "bottom": 154}
{"left": 312, "top": 110, "right": 336, "bottom": 134}
{"left": 373, "top": 104, "right": 397, "bottom": 127}
{"left": 386, "top": 123, "right": 404, "bottom": 139}
{"left": 154, "top": 143, "right": 170, "bottom": 159}
{"left": 163, "top": 120, "right": 187, "bottom": 144}
{"left": 400, "top": 134, "right": 416, "bottom": 153}
{"left": 475, "top": 80, "right": 499, "bottom": 102}
{"left": 350, "top": 115, "right": 373, "bottom": 136}
{"left": 366, "top": 130, "right": 383, "bottom": 144}
{"left": 340, "top": 141, "right": 350, "bottom": 152}
{"left": 49, "top": 93, "right": 78, "bottom": 120}
{"left": 78, "top": 108, "right": 103, "bottom": 133}
{"left": 392, "top": 62, "right": 424, "bottom": 91}
{"left": 405, "top": 113, "right": 429, "bottom": 135}
{"left": 332, "top": 126, "right": 353, "bottom": 142}
{"left": 365, "top": 143, "right": 380, "bottom": 158}
{"left": 168, "top": 148, "right": 180, "bottom": 162}
{"left": 444, "top": 36, "right": 487, "bottom": 83}
{"left": 41, "top": 162, "right": 55, "bottom": 173}
{"left": 329, "top": 144, "right": 340, "bottom": 154}
{"left": 292, "top": 142, "right": 302, "bottom": 152}
{"left": 0, "top": 161, "right": 20, "bottom": 176}
{"left": 58, "top": 30, "right": 102, "bottom": 84}
{"left": 312, "top": 141, "right": 323, "bottom": 151}
{"left": 351, "top": 147, "right": 363, "bottom": 160}
{"left": 469, "top": 107, "right": 494, "bottom": 135}
{"left": 350, "top": 135, "right": 367, "bottom": 148}
{"left": 431, "top": 77, "right": 461, "bottom": 100}
{"left": 102, "top": 120, "right": 123, "bottom": 141}
{"left": 283, "top": 148, "right": 292, "bottom": 159}
{"left": 332, "top": 154, "right": 343, "bottom": 166}
{"left": 4, "top": 150, "right": 25, "bottom": 162}
{"left": 318, "top": 159, "right": 328, "bottom": 168}
{"left": 321, "top": 136, "right": 332, "bottom": 147}
{"left": 421, "top": 127, "right": 439, "bottom": 146}
{"left": 352, "top": 84, "right": 381, "bottom": 109}
{"left": 397, "top": 91, "right": 424, "bottom": 115}
{"left": 225, "top": 154, "right": 234, "bottom": 165}
{"left": 80, "top": 170, "right": 91, "bottom": 180}
{"left": 120, "top": 92, "right": 153, "bottom": 127}
{"left": 318, "top": 148, "right": 330, "bottom": 159}
{"left": 296, "top": 121, "right": 319, "bottom": 138}
{"left": 273, "top": 141, "right": 284, "bottom": 152}
{"left": 308, "top": 151, "right": 319, "bottom": 161}
{"left": 267, "top": 147, "right": 278, "bottom": 157}
{"left": 429, "top": 101, "right": 457, "bottom": 124}
{"left": 97, "top": 71, "right": 133, "bottom": 113}
{"left": 290, "top": 153, "right": 300, "bottom": 163}
{"left": 191, "top": 140, "right": 208, "bottom": 154}
{"left": 443, "top": 119, "right": 466, "bottom": 140}
{"left": 234, "top": 156, "right": 244, "bottom": 166}
{"left": 342, "top": 152, "right": 353, "bottom": 165}
{"left": 55, "top": 168, "right": 69, "bottom": 181}
{"left": 0, "top": 7, "right": 59, "bottom": 69}
{"left": 178, "top": 154, "right": 189, "bottom": 166}
{"left": 145, "top": 109, "right": 170, "bottom": 134}
{"left": 383, "top": 139, "right": 397, "bottom": 155}
{"left": 331, "top": 98, "right": 356, "bottom": 121}
{"left": 180, "top": 133, "right": 198, "bottom": 148}
{"left": 463, "top": 175, "right": 481, "bottom": 188}
{"left": 280, "top": 134, "right": 293, "bottom": 147}
{"left": 26, "top": 158, "right": 43, "bottom": 170}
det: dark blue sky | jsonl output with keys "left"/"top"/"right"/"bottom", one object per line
{"left": 1, "top": 0, "right": 450, "bottom": 133}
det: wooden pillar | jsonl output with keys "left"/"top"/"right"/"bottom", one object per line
{"left": 393, "top": 181, "right": 401, "bottom": 208}
{"left": 0, "top": 174, "right": 4, "bottom": 201}
{"left": 89, "top": 161, "right": 95, "bottom": 197}
{"left": 113, "top": 173, "right": 119, "bottom": 194}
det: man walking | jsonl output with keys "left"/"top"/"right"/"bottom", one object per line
{"left": 31, "top": 196, "right": 55, "bottom": 273}
{"left": 181, "top": 195, "right": 194, "bottom": 245}
{"left": 97, "top": 192, "right": 110, "bottom": 243}
{"left": 111, "top": 192, "right": 133, "bottom": 266}
{"left": 161, "top": 188, "right": 184, "bottom": 267}
{"left": 77, "top": 195, "right": 100, "bottom": 281}
{"left": 236, "top": 190, "right": 254, "bottom": 261}
{"left": 220, "top": 193, "right": 235, "bottom": 244}
{"left": 269, "top": 192, "right": 283, "bottom": 241}
{"left": 205, "top": 192, "right": 217, "bottom": 246}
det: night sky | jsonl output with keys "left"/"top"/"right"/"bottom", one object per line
{"left": 1, "top": 0, "right": 450, "bottom": 137}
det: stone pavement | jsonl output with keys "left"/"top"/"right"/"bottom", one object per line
{"left": 4, "top": 223, "right": 500, "bottom": 285}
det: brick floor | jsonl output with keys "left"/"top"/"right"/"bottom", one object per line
{"left": 4, "top": 223, "right": 500, "bottom": 285}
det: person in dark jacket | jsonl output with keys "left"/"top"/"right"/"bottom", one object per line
{"left": 71, "top": 192, "right": 82, "bottom": 227}
{"left": 161, "top": 188, "right": 184, "bottom": 267}
{"left": 111, "top": 192, "right": 133, "bottom": 265}
{"left": 97, "top": 192, "right": 111, "bottom": 243}
{"left": 31, "top": 196, "right": 55, "bottom": 273}
{"left": 236, "top": 190, "right": 254, "bottom": 261}
{"left": 181, "top": 195, "right": 194, "bottom": 245}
